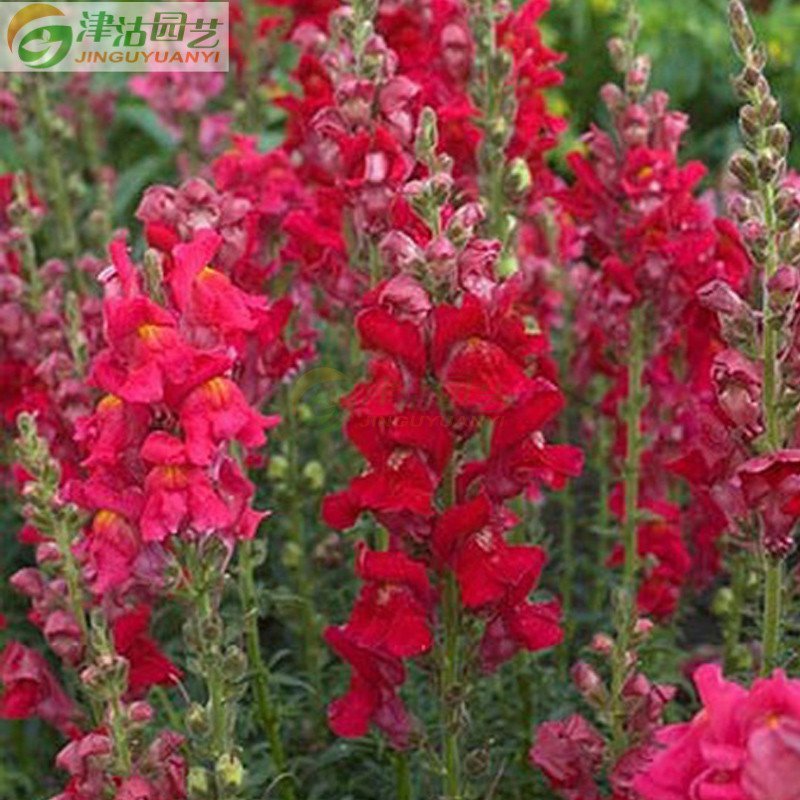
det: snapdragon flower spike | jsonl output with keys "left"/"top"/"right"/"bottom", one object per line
{"left": 323, "top": 163, "right": 581, "bottom": 746}
{"left": 0, "top": 175, "right": 100, "bottom": 479}
{"left": 273, "top": 0, "right": 565, "bottom": 319}
{"left": 51, "top": 728, "right": 187, "bottom": 800}
{"left": 564, "top": 51, "right": 751, "bottom": 592}
{"left": 136, "top": 178, "right": 313, "bottom": 396}
{"left": 68, "top": 229, "right": 277, "bottom": 597}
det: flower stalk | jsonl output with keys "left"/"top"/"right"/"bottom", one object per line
{"left": 237, "top": 540, "right": 295, "bottom": 800}
{"left": 728, "top": 0, "right": 795, "bottom": 673}
{"left": 29, "top": 77, "right": 82, "bottom": 287}
{"left": 281, "top": 386, "right": 321, "bottom": 695}
{"left": 441, "top": 459, "right": 463, "bottom": 800}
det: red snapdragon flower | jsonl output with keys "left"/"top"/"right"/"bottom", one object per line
{"left": 530, "top": 714, "right": 605, "bottom": 800}
{"left": 324, "top": 626, "right": 413, "bottom": 750}
{"left": 112, "top": 605, "right": 182, "bottom": 696}
{"left": 634, "top": 665, "right": 800, "bottom": 800}
{"left": 0, "top": 641, "right": 78, "bottom": 735}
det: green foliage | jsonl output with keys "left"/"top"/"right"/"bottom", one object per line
{"left": 548, "top": 0, "right": 799, "bottom": 173}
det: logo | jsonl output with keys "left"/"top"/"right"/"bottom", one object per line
{"left": 7, "top": 3, "right": 72, "bottom": 69}
{"left": 0, "top": 2, "right": 229, "bottom": 72}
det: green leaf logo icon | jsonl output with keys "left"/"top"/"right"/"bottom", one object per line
{"left": 7, "top": 3, "right": 72, "bottom": 69}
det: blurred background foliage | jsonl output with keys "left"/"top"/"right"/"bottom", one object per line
{"left": 547, "top": 0, "right": 800, "bottom": 174}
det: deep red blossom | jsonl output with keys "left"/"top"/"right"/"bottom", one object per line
{"left": 337, "top": 544, "right": 433, "bottom": 659}
{"left": 179, "top": 375, "right": 278, "bottom": 466}
{"left": 433, "top": 494, "right": 548, "bottom": 611}
{"left": 608, "top": 497, "right": 691, "bottom": 619}
{"left": 168, "top": 229, "right": 267, "bottom": 347}
{"left": 734, "top": 449, "right": 800, "bottom": 558}
{"left": 322, "top": 451, "right": 437, "bottom": 531}
{"left": 112, "top": 605, "right": 182, "bottom": 695}
{"left": 530, "top": 714, "right": 605, "bottom": 800}
{"left": 0, "top": 641, "right": 78, "bottom": 735}
{"left": 324, "top": 626, "right": 412, "bottom": 750}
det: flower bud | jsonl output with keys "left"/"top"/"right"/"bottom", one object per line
{"left": 767, "top": 123, "right": 791, "bottom": 157}
{"left": 503, "top": 158, "right": 532, "bottom": 201}
{"left": 757, "top": 150, "right": 781, "bottom": 184}
{"left": 768, "top": 266, "right": 799, "bottom": 315}
{"left": 267, "top": 454, "right": 289, "bottom": 482}
{"left": 591, "top": 633, "right": 614, "bottom": 656}
{"left": 571, "top": 661, "right": 607, "bottom": 706}
{"left": 729, "top": 150, "right": 758, "bottom": 190}
{"left": 215, "top": 753, "right": 245, "bottom": 791}
{"left": 298, "top": 403, "right": 313, "bottom": 424}
{"left": 282, "top": 541, "right": 303, "bottom": 570}
{"left": 464, "top": 746, "right": 491, "bottom": 776}
{"left": 187, "top": 767, "right": 212, "bottom": 800}
{"left": 128, "top": 701, "right": 155, "bottom": 725}
{"left": 414, "top": 106, "right": 438, "bottom": 163}
{"left": 303, "top": 461, "right": 326, "bottom": 491}
{"left": 186, "top": 703, "right": 209, "bottom": 736}
{"left": 223, "top": 646, "right": 247, "bottom": 682}
{"left": 200, "top": 613, "right": 222, "bottom": 645}
{"left": 313, "top": 532, "right": 343, "bottom": 569}
{"left": 487, "top": 116, "right": 510, "bottom": 149}
{"left": 607, "top": 37, "right": 627, "bottom": 73}
{"left": 729, "top": 0, "right": 755, "bottom": 58}
{"left": 775, "top": 189, "right": 800, "bottom": 230}
{"left": 712, "top": 586, "right": 735, "bottom": 617}
{"left": 626, "top": 55, "right": 651, "bottom": 98}
{"left": 738, "top": 105, "right": 760, "bottom": 142}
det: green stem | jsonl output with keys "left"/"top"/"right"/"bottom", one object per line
{"left": 758, "top": 172, "right": 784, "bottom": 673}
{"left": 723, "top": 555, "right": 747, "bottom": 673}
{"left": 475, "top": 0, "right": 508, "bottom": 247}
{"left": 609, "top": 304, "right": 646, "bottom": 755}
{"left": 153, "top": 686, "right": 182, "bottom": 731}
{"left": 184, "top": 543, "right": 237, "bottom": 796}
{"left": 240, "top": 0, "right": 262, "bottom": 131}
{"left": 31, "top": 78, "right": 82, "bottom": 287}
{"left": 202, "top": 597, "right": 228, "bottom": 757}
{"left": 442, "top": 571, "right": 462, "bottom": 800}
{"left": 762, "top": 558, "right": 783, "bottom": 674}
{"left": 440, "top": 459, "right": 463, "bottom": 800}
{"left": 238, "top": 541, "right": 295, "bottom": 800}
{"left": 12, "top": 177, "right": 42, "bottom": 310}
{"left": 591, "top": 416, "right": 612, "bottom": 614}
{"left": 281, "top": 387, "right": 321, "bottom": 694}
{"left": 622, "top": 305, "right": 645, "bottom": 595}
{"left": 368, "top": 240, "right": 382, "bottom": 288}
{"left": 109, "top": 692, "right": 133, "bottom": 775}
{"left": 556, "top": 294, "right": 576, "bottom": 678}
{"left": 395, "top": 751, "right": 412, "bottom": 800}
{"left": 53, "top": 518, "right": 89, "bottom": 644}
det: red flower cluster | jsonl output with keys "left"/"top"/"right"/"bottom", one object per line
{"left": 67, "top": 230, "right": 278, "bottom": 597}
{"left": 0, "top": 174, "right": 101, "bottom": 479}
{"left": 322, "top": 174, "right": 581, "bottom": 742}
{"left": 272, "top": 0, "right": 566, "bottom": 316}
{"left": 565, "top": 68, "right": 750, "bottom": 600}
{"left": 635, "top": 664, "right": 800, "bottom": 800}
{"left": 531, "top": 641, "right": 676, "bottom": 800}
